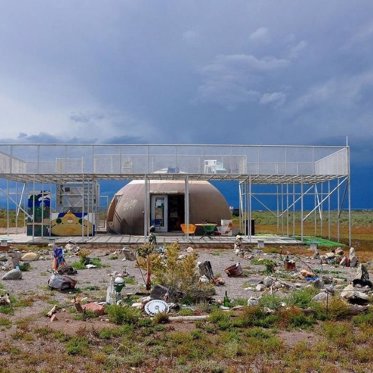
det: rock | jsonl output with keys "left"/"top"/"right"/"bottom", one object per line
{"left": 82, "top": 302, "right": 105, "bottom": 316}
{"left": 0, "top": 293, "right": 11, "bottom": 305}
{"left": 273, "top": 281, "right": 282, "bottom": 289}
{"left": 131, "top": 302, "right": 143, "bottom": 309}
{"left": 2, "top": 267, "right": 22, "bottom": 280}
{"left": 335, "top": 247, "right": 344, "bottom": 256}
{"left": 355, "top": 264, "right": 369, "bottom": 281}
{"left": 0, "top": 255, "right": 8, "bottom": 262}
{"left": 21, "top": 252, "right": 39, "bottom": 261}
{"left": 150, "top": 285, "right": 169, "bottom": 300}
{"left": 8, "top": 251, "right": 22, "bottom": 268}
{"left": 186, "top": 247, "right": 194, "bottom": 253}
{"left": 349, "top": 247, "right": 358, "bottom": 267}
{"left": 248, "top": 297, "right": 259, "bottom": 306}
{"left": 312, "top": 292, "right": 328, "bottom": 302}
{"left": 339, "top": 257, "right": 347, "bottom": 266}
{"left": 50, "top": 314, "right": 58, "bottom": 322}
{"left": 256, "top": 284, "right": 265, "bottom": 292}
{"left": 47, "top": 305, "right": 57, "bottom": 317}
{"left": 199, "top": 261, "right": 214, "bottom": 280}
{"left": 199, "top": 275, "right": 210, "bottom": 283}
{"left": 312, "top": 278, "right": 324, "bottom": 289}
{"left": 321, "top": 275, "right": 333, "bottom": 284}
{"left": 48, "top": 273, "right": 76, "bottom": 290}
{"left": 263, "top": 276, "right": 274, "bottom": 287}
{"left": 121, "top": 248, "right": 136, "bottom": 261}
{"left": 341, "top": 284, "right": 369, "bottom": 305}
{"left": 353, "top": 264, "right": 372, "bottom": 288}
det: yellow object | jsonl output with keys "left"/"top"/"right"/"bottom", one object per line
{"left": 180, "top": 223, "right": 197, "bottom": 235}
{"left": 51, "top": 210, "right": 93, "bottom": 236}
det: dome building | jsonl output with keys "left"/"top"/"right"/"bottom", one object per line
{"left": 107, "top": 180, "right": 231, "bottom": 235}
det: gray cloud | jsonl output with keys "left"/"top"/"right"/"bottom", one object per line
{"left": 249, "top": 27, "right": 270, "bottom": 43}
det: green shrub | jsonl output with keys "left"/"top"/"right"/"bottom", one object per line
{"left": 352, "top": 309, "right": 373, "bottom": 326}
{"left": 287, "top": 287, "right": 318, "bottom": 309}
{"left": 106, "top": 305, "right": 140, "bottom": 325}
{"left": 65, "top": 336, "right": 89, "bottom": 355}
{"left": 259, "top": 294, "right": 283, "bottom": 310}
{"left": 153, "top": 311, "right": 169, "bottom": 324}
{"left": 234, "top": 306, "right": 278, "bottom": 328}
{"left": 289, "top": 313, "right": 315, "bottom": 329}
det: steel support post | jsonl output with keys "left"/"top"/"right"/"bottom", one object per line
{"left": 301, "top": 180, "right": 304, "bottom": 241}
{"left": 248, "top": 177, "right": 252, "bottom": 242}
{"left": 184, "top": 176, "right": 190, "bottom": 240}
{"left": 144, "top": 176, "right": 149, "bottom": 239}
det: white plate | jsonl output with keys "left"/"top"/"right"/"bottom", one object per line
{"left": 144, "top": 299, "right": 169, "bottom": 316}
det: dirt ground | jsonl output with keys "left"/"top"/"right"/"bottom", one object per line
{"left": 1, "top": 244, "right": 371, "bottom": 317}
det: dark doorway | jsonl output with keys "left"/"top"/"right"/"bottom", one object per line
{"left": 168, "top": 194, "right": 185, "bottom": 231}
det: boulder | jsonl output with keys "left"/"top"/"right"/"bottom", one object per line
{"left": 353, "top": 264, "right": 372, "bottom": 288}
{"left": 312, "top": 292, "right": 328, "bottom": 302}
{"left": 21, "top": 252, "right": 39, "bottom": 261}
{"left": 48, "top": 273, "right": 77, "bottom": 291}
{"left": 349, "top": 247, "right": 358, "bottom": 267}
{"left": 82, "top": 302, "right": 105, "bottom": 316}
{"left": 341, "top": 284, "right": 369, "bottom": 305}
{"left": 263, "top": 276, "right": 274, "bottom": 287}
{"left": 2, "top": 268, "right": 22, "bottom": 280}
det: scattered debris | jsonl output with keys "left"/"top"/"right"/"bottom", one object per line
{"left": 121, "top": 247, "right": 136, "bottom": 261}
{"left": 144, "top": 299, "right": 169, "bottom": 316}
{"left": 47, "top": 305, "right": 57, "bottom": 317}
{"left": 52, "top": 245, "right": 66, "bottom": 271}
{"left": 0, "top": 293, "right": 11, "bottom": 305}
{"left": 225, "top": 262, "right": 243, "bottom": 277}
{"left": 198, "top": 261, "right": 214, "bottom": 280}
{"left": 48, "top": 273, "right": 77, "bottom": 291}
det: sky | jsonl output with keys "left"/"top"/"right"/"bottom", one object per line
{"left": 0, "top": 1, "right": 372, "bottom": 207}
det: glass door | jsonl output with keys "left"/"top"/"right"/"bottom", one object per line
{"left": 151, "top": 195, "right": 168, "bottom": 232}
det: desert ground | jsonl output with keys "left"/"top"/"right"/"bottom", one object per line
{"left": 0, "top": 211, "right": 372, "bottom": 373}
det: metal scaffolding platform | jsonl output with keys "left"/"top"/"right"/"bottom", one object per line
{"left": 0, "top": 143, "right": 351, "bottom": 244}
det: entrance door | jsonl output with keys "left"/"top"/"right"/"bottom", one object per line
{"left": 151, "top": 195, "right": 168, "bottom": 232}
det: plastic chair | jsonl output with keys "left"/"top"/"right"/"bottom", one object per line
{"left": 181, "top": 223, "right": 197, "bottom": 235}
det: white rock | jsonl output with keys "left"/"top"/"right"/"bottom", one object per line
{"left": 256, "top": 284, "right": 265, "bottom": 292}
{"left": 2, "top": 268, "right": 22, "bottom": 280}
{"left": 247, "top": 297, "right": 259, "bottom": 306}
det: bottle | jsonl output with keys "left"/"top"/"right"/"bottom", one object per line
{"left": 223, "top": 290, "right": 230, "bottom": 307}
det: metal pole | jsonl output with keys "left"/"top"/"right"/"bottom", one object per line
{"left": 248, "top": 177, "right": 252, "bottom": 243}
{"left": 347, "top": 145, "right": 352, "bottom": 246}
{"left": 276, "top": 185, "right": 280, "bottom": 234}
{"left": 184, "top": 176, "right": 190, "bottom": 240}
{"left": 301, "top": 179, "right": 304, "bottom": 241}
{"left": 6, "top": 179, "right": 9, "bottom": 236}
{"left": 337, "top": 177, "right": 340, "bottom": 242}
{"left": 314, "top": 184, "right": 317, "bottom": 237}
{"left": 328, "top": 180, "right": 331, "bottom": 240}
{"left": 286, "top": 183, "right": 289, "bottom": 237}
{"left": 293, "top": 182, "right": 295, "bottom": 237}
{"left": 144, "top": 176, "right": 149, "bottom": 239}
{"left": 320, "top": 182, "right": 323, "bottom": 237}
